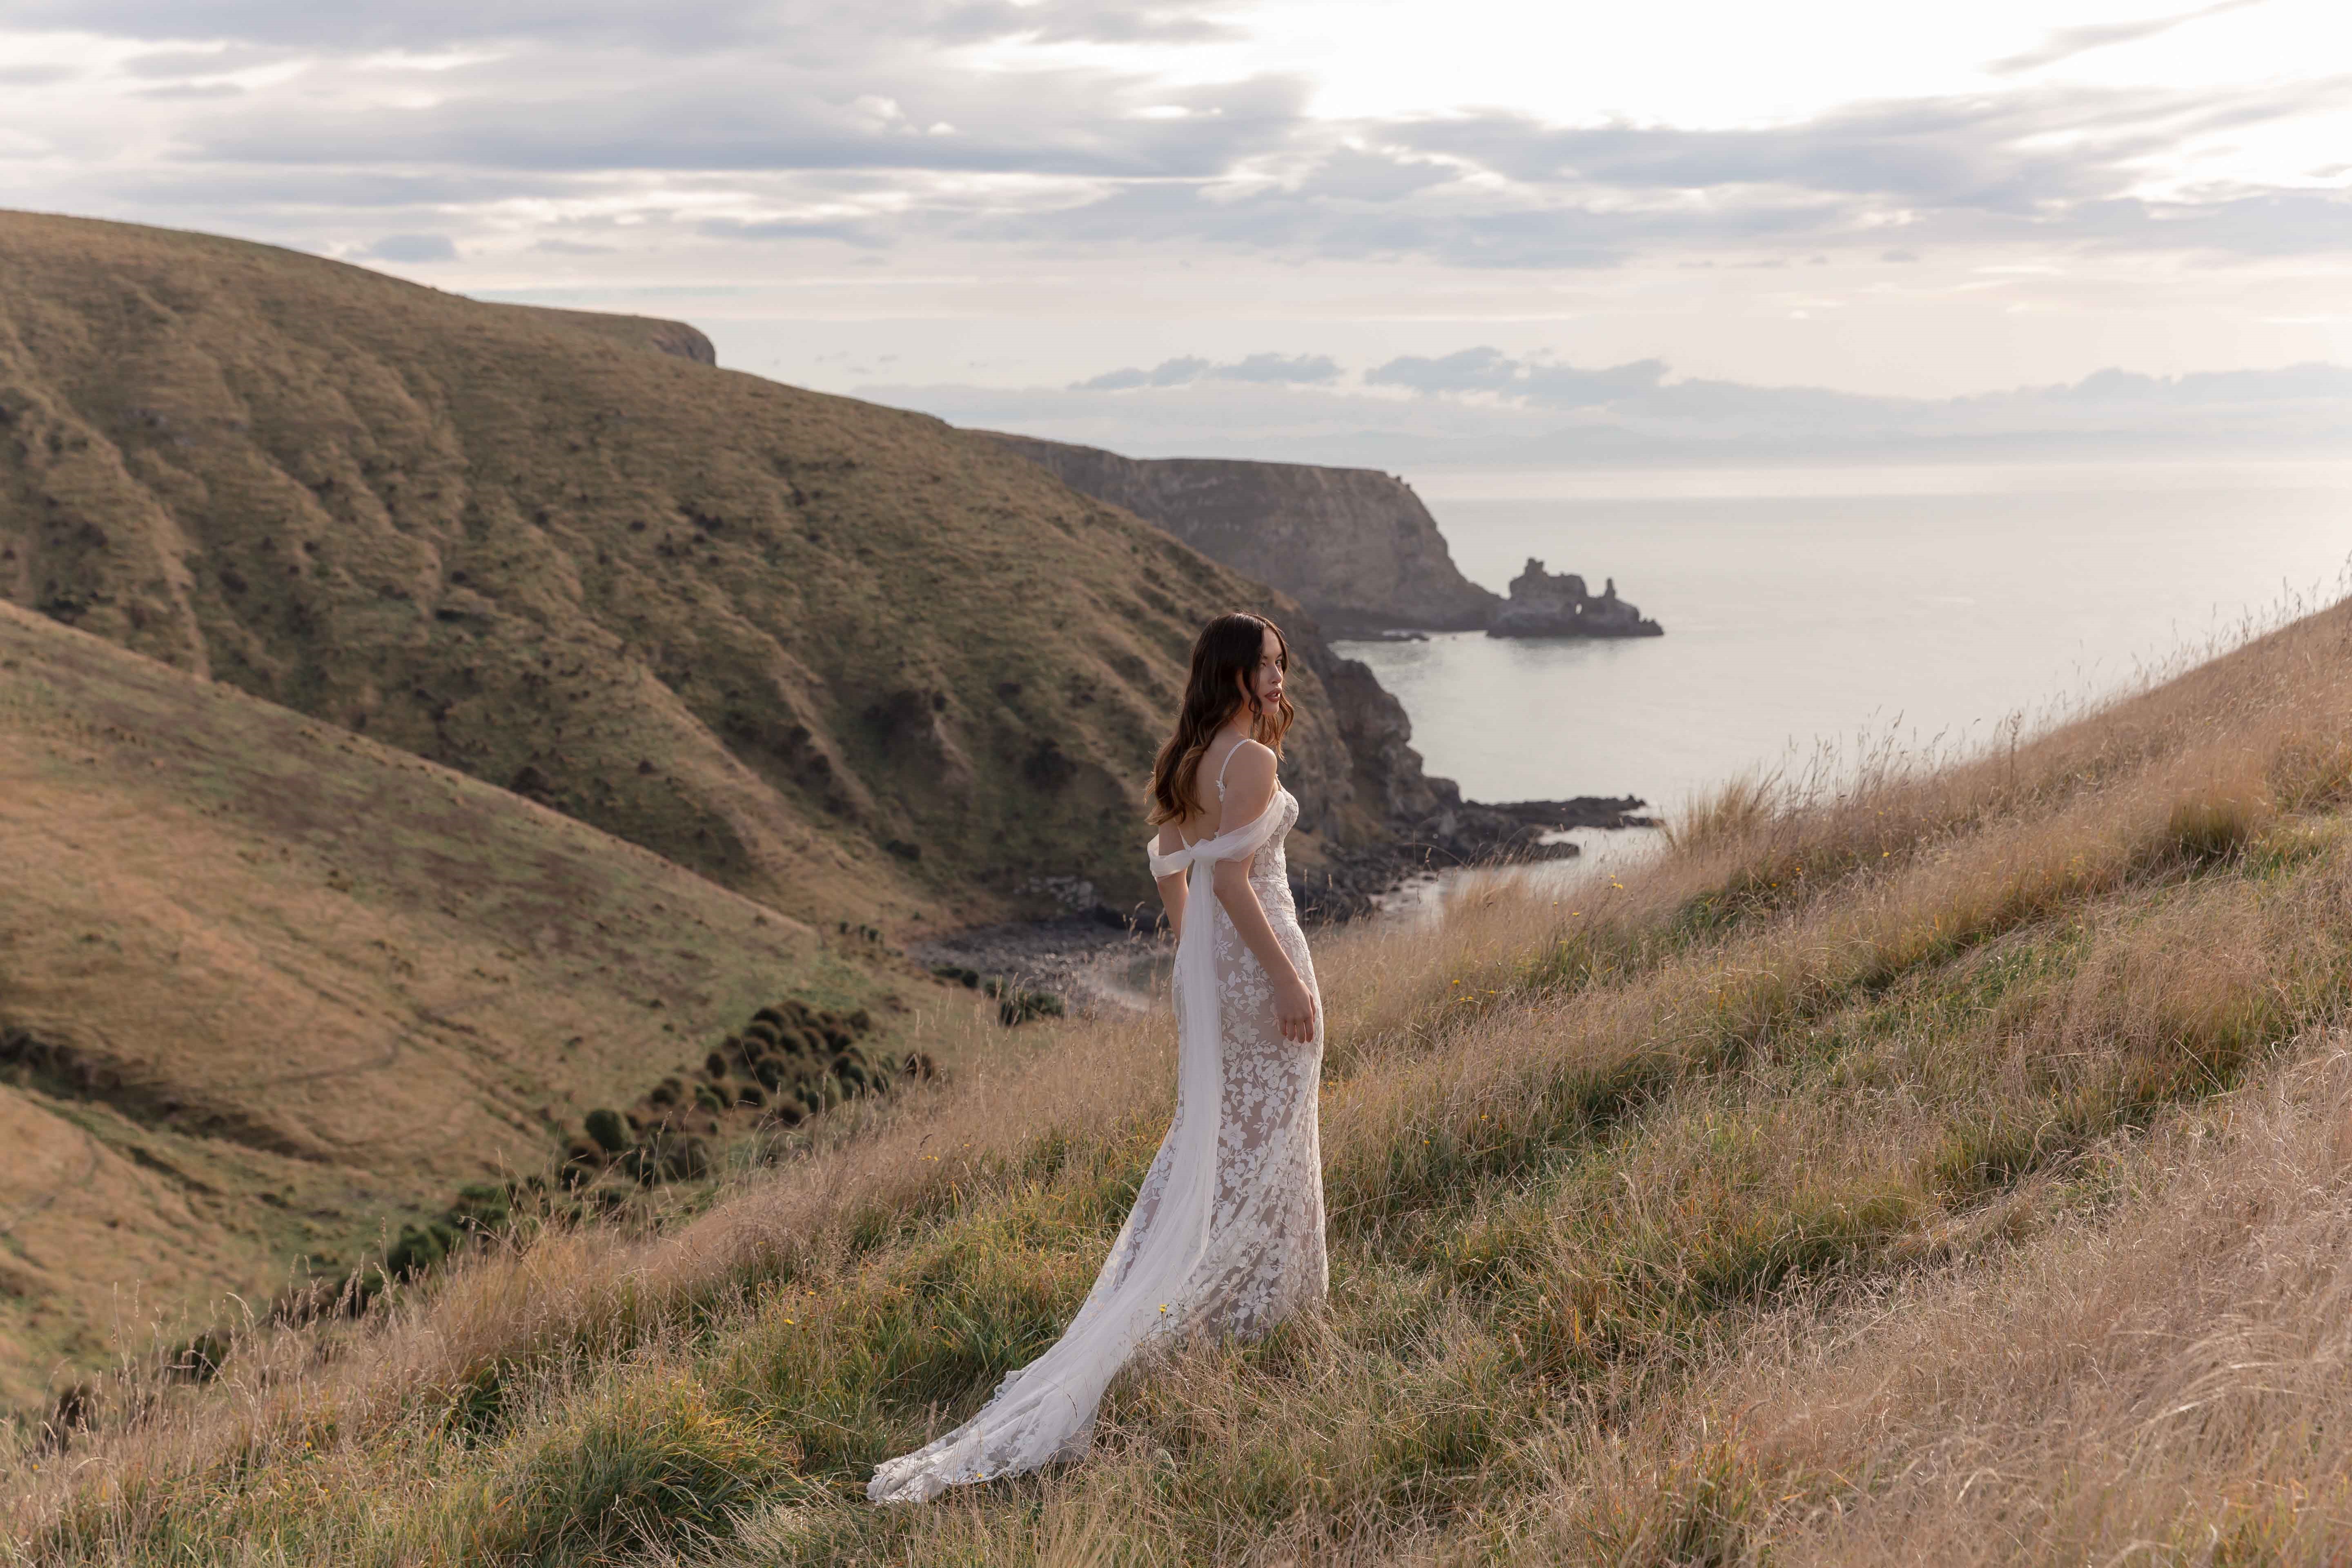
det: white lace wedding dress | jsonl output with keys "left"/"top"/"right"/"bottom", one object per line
{"left": 868, "top": 743, "right": 1329, "bottom": 1503}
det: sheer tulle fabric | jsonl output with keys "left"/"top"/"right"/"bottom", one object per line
{"left": 867, "top": 762, "right": 1327, "bottom": 1504}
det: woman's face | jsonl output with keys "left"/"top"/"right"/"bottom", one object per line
{"left": 1244, "top": 626, "right": 1286, "bottom": 713}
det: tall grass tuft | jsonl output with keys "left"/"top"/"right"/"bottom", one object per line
{"left": 469, "top": 1377, "right": 799, "bottom": 1564}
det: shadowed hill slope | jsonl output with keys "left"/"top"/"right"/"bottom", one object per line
{"left": 0, "top": 211, "right": 1412, "bottom": 930}
{"left": 979, "top": 430, "right": 1502, "bottom": 634}
{"left": 0, "top": 598, "right": 915, "bottom": 1411}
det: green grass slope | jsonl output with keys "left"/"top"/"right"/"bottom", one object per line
{"left": 0, "top": 599, "right": 921, "bottom": 1413}
{"left": 0, "top": 209, "right": 1381, "bottom": 931}
{"left": 13, "top": 593, "right": 2352, "bottom": 1562}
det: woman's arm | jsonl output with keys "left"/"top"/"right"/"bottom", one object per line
{"left": 1153, "top": 821, "right": 1189, "bottom": 943}
{"left": 1207, "top": 743, "right": 1318, "bottom": 1043}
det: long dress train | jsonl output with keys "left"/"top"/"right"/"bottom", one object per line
{"left": 867, "top": 745, "right": 1328, "bottom": 1503}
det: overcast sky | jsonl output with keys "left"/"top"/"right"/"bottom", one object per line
{"left": 4, "top": 0, "right": 2348, "bottom": 463}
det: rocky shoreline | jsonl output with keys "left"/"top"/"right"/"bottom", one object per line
{"left": 1294, "top": 790, "right": 1655, "bottom": 921}
{"left": 911, "top": 915, "right": 1164, "bottom": 1017}
{"left": 912, "top": 791, "right": 1654, "bottom": 1013}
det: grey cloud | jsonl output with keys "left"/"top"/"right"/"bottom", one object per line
{"left": 473, "top": 283, "right": 757, "bottom": 301}
{"left": 12, "top": 0, "right": 2345, "bottom": 283}
{"left": 2053, "top": 363, "right": 2352, "bottom": 404}
{"left": 0, "top": 0, "right": 704, "bottom": 48}
{"left": 1988, "top": 0, "right": 2261, "bottom": 75}
{"left": 1619, "top": 377, "right": 1917, "bottom": 430}
{"left": 970, "top": 178, "right": 1635, "bottom": 269}
{"left": 708, "top": 72, "right": 2341, "bottom": 265}
{"left": 1366, "top": 346, "right": 1517, "bottom": 394}
{"left": 1073, "top": 366, "right": 1153, "bottom": 391}
{"left": 138, "top": 83, "right": 245, "bottom": 99}
{"left": 1393, "top": 79, "right": 2350, "bottom": 214}
{"left": 1401, "top": 100, "right": 2068, "bottom": 212}
{"left": 531, "top": 237, "right": 617, "bottom": 253}
{"left": 929, "top": 0, "right": 1241, "bottom": 45}
{"left": 1293, "top": 146, "right": 1457, "bottom": 203}
{"left": 885, "top": 357, "right": 2352, "bottom": 470}
{"left": 94, "top": 166, "right": 562, "bottom": 210}
{"left": 1521, "top": 359, "right": 1668, "bottom": 406}
{"left": 1239, "top": 79, "right": 2352, "bottom": 266}
{"left": 1210, "top": 353, "right": 1340, "bottom": 384}
{"left": 870, "top": 376, "right": 1535, "bottom": 467}
{"left": 358, "top": 232, "right": 457, "bottom": 261}
{"left": 699, "top": 215, "right": 886, "bottom": 247}
{"left": 187, "top": 69, "right": 1312, "bottom": 179}
{"left": 2049, "top": 188, "right": 2352, "bottom": 258}
{"left": 5, "top": 0, "right": 1237, "bottom": 53}
{"left": 0, "top": 64, "right": 77, "bottom": 85}
{"left": 1427, "top": 210, "right": 1646, "bottom": 269}
{"left": 1368, "top": 347, "right": 1666, "bottom": 407}
{"left": 120, "top": 44, "right": 288, "bottom": 76}
{"left": 1073, "top": 353, "right": 1337, "bottom": 391}
{"left": 1073, "top": 356, "right": 1212, "bottom": 390}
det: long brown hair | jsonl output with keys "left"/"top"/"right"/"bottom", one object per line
{"left": 1148, "top": 612, "right": 1294, "bottom": 826}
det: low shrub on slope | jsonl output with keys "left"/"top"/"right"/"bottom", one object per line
{"left": 14, "top": 599, "right": 2352, "bottom": 1563}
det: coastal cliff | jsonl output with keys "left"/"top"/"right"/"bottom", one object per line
{"left": 978, "top": 432, "right": 1501, "bottom": 635}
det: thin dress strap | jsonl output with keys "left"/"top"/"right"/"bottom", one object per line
{"left": 1178, "top": 742, "right": 1252, "bottom": 851}
{"left": 1214, "top": 741, "right": 1245, "bottom": 799}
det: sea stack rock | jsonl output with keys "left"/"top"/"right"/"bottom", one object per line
{"left": 1486, "top": 561, "right": 1664, "bottom": 639}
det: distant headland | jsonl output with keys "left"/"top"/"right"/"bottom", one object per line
{"left": 977, "top": 431, "right": 1662, "bottom": 640}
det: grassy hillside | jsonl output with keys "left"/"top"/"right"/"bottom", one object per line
{"left": 12, "top": 590, "right": 2352, "bottom": 1562}
{"left": 0, "top": 209, "right": 1390, "bottom": 932}
{"left": 0, "top": 599, "right": 931, "bottom": 1414}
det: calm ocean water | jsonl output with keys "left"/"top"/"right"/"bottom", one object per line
{"left": 1334, "top": 462, "right": 2352, "bottom": 819}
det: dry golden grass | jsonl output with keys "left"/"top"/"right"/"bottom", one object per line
{"left": 1691, "top": 1041, "right": 2352, "bottom": 1564}
{"left": 0, "top": 599, "right": 923, "bottom": 1410}
{"left": 13, "top": 593, "right": 2352, "bottom": 1563}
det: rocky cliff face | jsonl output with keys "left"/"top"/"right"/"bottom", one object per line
{"left": 1488, "top": 559, "right": 1664, "bottom": 639}
{"left": 1302, "top": 645, "right": 1444, "bottom": 824}
{"left": 979, "top": 432, "right": 1500, "bottom": 635}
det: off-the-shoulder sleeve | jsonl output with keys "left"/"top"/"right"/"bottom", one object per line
{"left": 1141, "top": 790, "right": 1284, "bottom": 878}
{"left": 1147, "top": 837, "right": 1191, "bottom": 880}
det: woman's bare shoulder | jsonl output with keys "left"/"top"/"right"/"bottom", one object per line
{"left": 1216, "top": 740, "right": 1278, "bottom": 831}
{"left": 1225, "top": 738, "right": 1278, "bottom": 779}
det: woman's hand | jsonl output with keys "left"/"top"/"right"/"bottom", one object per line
{"left": 1273, "top": 969, "right": 1318, "bottom": 1044}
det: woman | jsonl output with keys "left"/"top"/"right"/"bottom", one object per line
{"left": 868, "top": 612, "right": 1330, "bottom": 1503}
